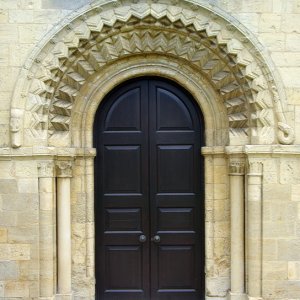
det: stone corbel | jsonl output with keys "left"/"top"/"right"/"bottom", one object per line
{"left": 10, "top": 108, "right": 24, "bottom": 148}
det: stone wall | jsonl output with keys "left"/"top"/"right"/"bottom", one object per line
{"left": 0, "top": 0, "right": 300, "bottom": 299}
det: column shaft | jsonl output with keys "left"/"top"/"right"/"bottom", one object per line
{"left": 38, "top": 162, "right": 55, "bottom": 299}
{"left": 247, "top": 162, "right": 263, "bottom": 299}
{"left": 229, "top": 161, "right": 246, "bottom": 300}
{"left": 57, "top": 177, "right": 71, "bottom": 294}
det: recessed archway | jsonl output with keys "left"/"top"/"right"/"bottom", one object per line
{"left": 8, "top": 1, "right": 295, "bottom": 299}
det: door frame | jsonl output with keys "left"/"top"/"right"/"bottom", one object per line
{"left": 93, "top": 77, "right": 206, "bottom": 299}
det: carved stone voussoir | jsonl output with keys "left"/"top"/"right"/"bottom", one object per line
{"left": 37, "top": 161, "right": 55, "bottom": 178}
{"left": 229, "top": 161, "right": 245, "bottom": 175}
{"left": 56, "top": 160, "right": 73, "bottom": 178}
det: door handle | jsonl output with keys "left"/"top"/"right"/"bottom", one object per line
{"left": 151, "top": 235, "right": 160, "bottom": 243}
{"left": 139, "top": 234, "right": 147, "bottom": 243}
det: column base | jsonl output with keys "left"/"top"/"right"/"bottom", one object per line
{"left": 227, "top": 291, "right": 247, "bottom": 300}
{"left": 55, "top": 294, "right": 72, "bottom": 300}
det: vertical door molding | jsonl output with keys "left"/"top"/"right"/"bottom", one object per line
{"left": 228, "top": 157, "right": 247, "bottom": 300}
{"left": 56, "top": 160, "right": 73, "bottom": 299}
{"left": 37, "top": 161, "right": 56, "bottom": 299}
{"left": 247, "top": 160, "right": 263, "bottom": 300}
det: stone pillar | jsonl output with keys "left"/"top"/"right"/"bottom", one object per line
{"left": 228, "top": 160, "right": 246, "bottom": 300}
{"left": 247, "top": 161, "right": 263, "bottom": 300}
{"left": 38, "top": 161, "right": 55, "bottom": 299}
{"left": 56, "top": 161, "right": 73, "bottom": 299}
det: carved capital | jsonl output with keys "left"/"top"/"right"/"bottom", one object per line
{"left": 56, "top": 161, "right": 73, "bottom": 178}
{"left": 248, "top": 161, "right": 263, "bottom": 175}
{"left": 37, "top": 161, "right": 55, "bottom": 178}
{"left": 229, "top": 161, "right": 245, "bottom": 175}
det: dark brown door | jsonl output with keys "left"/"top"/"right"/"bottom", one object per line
{"left": 94, "top": 78, "right": 205, "bottom": 300}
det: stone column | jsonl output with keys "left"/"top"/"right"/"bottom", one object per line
{"left": 228, "top": 160, "right": 246, "bottom": 300}
{"left": 56, "top": 161, "right": 73, "bottom": 299}
{"left": 38, "top": 161, "right": 55, "bottom": 299}
{"left": 247, "top": 161, "right": 263, "bottom": 300}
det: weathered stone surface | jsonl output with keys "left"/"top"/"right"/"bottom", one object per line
{"left": 0, "top": 179, "right": 17, "bottom": 194}
{"left": 0, "top": 244, "right": 30, "bottom": 260}
{"left": 4, "top": 281, "right": 30, "bottom": 297}
{"left": 0, "top": 261, "right": 19, "bottom": 280}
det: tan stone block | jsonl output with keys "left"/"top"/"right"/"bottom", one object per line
{"left": 264, "top": 221, "right": 295, "bottom": 238}
{"left": 0, "top": 110, "right": 9, "bottom": 125}
{"left": 288, "top": 280, "right": 300, "bottom": 298}
{"left": 9, "top": 9, "right": 34, "bottom": 23}
{"left": 0, "top": 244, "right": 30, "bottom": 260}
{"left": 263, "top": 280, "right": 288, "bottom": 298}
{"left": 0, "top": 45, "right": 9, "bottom": 67}
{"left": 288, "top": 261, "right": 300, "bottom": 279}
{"left": 292, "top": 184, "right": 300, "bottom": 202}
{"left": 18, "top": 0, "right": 41, "bottom": 9}
{"left": 0, "top": 179, "right": 17, "bottom": 194}
{"left": 0, "top": 0, "right": 18, "bottom": 9}
{"left": 213, "top": 166, "right": 227, "bottom": 184}
{"left": 263, "top": 238, "right": 278, "bottom": 260}
{"left": 287, "top": 88, "right": 300, "bottom": 105}
{"left": 272, "top": 52, "right": 300, "bottom": 67}
{"left": 18, "top": 24, "right": 51, "bottom": 43}
{"left": 17, "top": 178, "right": 38, "bottom": 193}
{"left": 0, "top": 67, "right": 20, "bottom": 92}
{"left": 282, "top": 14, "right": 300, "bottom": 33}
{"left": 2, "top": 194, "right": 38, "bottom": 211}
{"left": 214, "top": 221, "right": 229, "bottom": 238}
{"left": 0, "top": 24, "right": 18, "bottom": 43}
{"left": 258, "top": 32, "right": 286, "bottom": 51}
{"left": 241, "top": 0, "right": 272, "bottom": 12}
{"left": 33, "top": 9, "right": 65, "bottom": 23}
{"left": 259, "top": 13, "right": 281, "bottom": 32}
{"left": 279, "top": 67, "right": 300, "bottom": 88}
{"left": 263, "top": 261, "right": 287, "bottom": 280}
{"left": 278, "top": 239, "right": 300, "bottom": 260}
{"left": 9, "top": 43, "right": 33, "bottom": 67}
{"left": 214, "top": 199, "right": 229, "bottom": 221}
{"left": 0, "top": 9, "right": 8, "bottom": 23}
{"left": 0, "top": 92, "right": 11, "bottom": 110}
{"left": 0, "top": 228, "right": 7, "bottom": 243}
{"left": 264, "top": 184, "right": 291, "bottom": 201}
{"left": 214, "top": 184, "right": 227, "bottom": 200}
{"left": 0, "top": 281, "right": 3, "bottom": 297}
{"left": 4, "top": 281, "right": 29, "bottom": 297}
{"left": 287, "top": 33, "right": 300, "bottom": 51}
{"left": 8, "top": 225, "right": 37, "bottom": 243}
{"left": 16, "top": 161, "right": 38, "bottom": 178}
{"left": 0, "top": 212, "right": 17, "bottom": 226}
{"left": 286, "top": 0, "right": 300, "bottom": 13}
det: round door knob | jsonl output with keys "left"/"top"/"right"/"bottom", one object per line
{"left": 139, "top": 234, "right": 147, "bottom": 243}
{"left": 152, "top": 235, "right": 160, "bottom": 243}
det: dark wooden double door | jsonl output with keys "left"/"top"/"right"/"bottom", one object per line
{"left": 94, "top": 78, "right": 205, "bottom": 299}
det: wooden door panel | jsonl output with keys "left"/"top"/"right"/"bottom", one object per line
{"left": 103, "top": 145, "right": 141, "bottom": 194}
{"left": 157, "top": 145, "right": 194, "bottom": 193}
{"left": 149, "top": 79, "right": 204, "bottom": 299}
{"left": 95, "top": 78, "right": 204, "bottom": 299}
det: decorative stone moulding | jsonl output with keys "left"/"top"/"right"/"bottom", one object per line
{"left": 10, "top": 0, "right": 294, "bottom": 148}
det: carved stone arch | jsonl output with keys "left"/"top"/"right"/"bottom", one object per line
{"left": 10, "top": 0, "right": 294, "bottom": 148}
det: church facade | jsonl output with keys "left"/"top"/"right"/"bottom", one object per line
{"left": 0, "top": 0, "right": 300, "bottom": 299}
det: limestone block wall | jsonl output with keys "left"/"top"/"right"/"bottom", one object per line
{"left": 0, "top": 0, "right": 299, "bottom": 299}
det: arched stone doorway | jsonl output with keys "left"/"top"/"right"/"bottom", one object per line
{"left": 8, "top": 1, "right": 294, "bottom": 299}
{"left": 93, "top": 77, "right": 205, "bottom": 299}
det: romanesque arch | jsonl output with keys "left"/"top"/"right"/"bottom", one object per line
{"left": 8, "top": 1, "right": 295, "bottom": 299}
{"left": 10, "top": 0, "right": 294, "bottom": 150}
